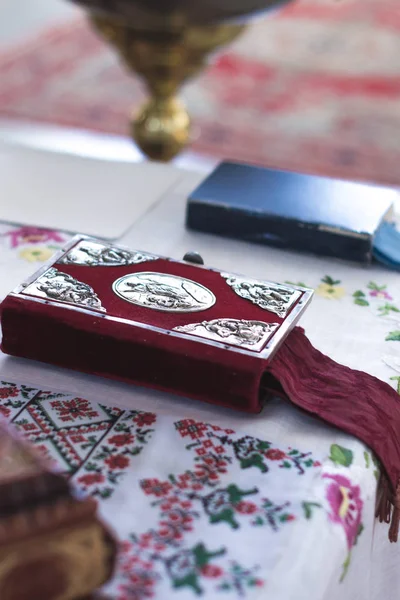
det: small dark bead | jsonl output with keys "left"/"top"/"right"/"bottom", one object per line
{"left": 182, "top": 251, "right": 204, "bottom": 265}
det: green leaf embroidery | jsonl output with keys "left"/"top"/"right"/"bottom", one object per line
{"left": 322, "top": 275, "right": 341, "bottom": 286}
{"left": 340, "top": 525, "right": 363, "bottom": 582}
{"left": 391, "top": 376, "right": 400, "bottom": 394}
{"left": 386, "top": 331, "right": 400, "bottom": 342}
{"left": 354, "top": 298, "right": 369, "bottom": 307}
{"left": 20, "top": 385, "right": 37, "bottom": 399}
{"left": 219, "top": 583, "right": 231, "bottom": 591}
{"left": 354, "top": 523, "right": 364, "bottom": 546}
{"left": 302, "top": 501, "right": 322, "bottom": 520}
{"left": 367, "top": 281, "right": 386, "bottom": 292}
{"left": 363, "top": 451, "right": 370, "bottom": 469}
{"left": 370, "top": 453, "right": 381, "bottom": 481}
{"left": 378, "top": 303, "right": 400, "bottom": 316}
{"left": 340, "top": 553, "right": 351, "bottom": 583}
{"left": 329, "top": 444, "right": 353, "bottom": 467}
{"left": 353, "top": 290, "right": 370, "bottom": 306}
{"left": 84, "top": 462, "right": 99, "bottom": 472}
{"left": 96, "top": 488, "right": 113, "bottom": 499}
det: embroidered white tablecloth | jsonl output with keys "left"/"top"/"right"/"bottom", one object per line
{"left": 0, "top": 170, "right": 399, "bottom": 600}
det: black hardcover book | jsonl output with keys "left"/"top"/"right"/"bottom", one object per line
{"left": 186, "top": 161, "right": 396, "bottom": 263}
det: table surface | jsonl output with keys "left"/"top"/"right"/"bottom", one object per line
{"left": 0, "top": 134, "right": 399, "bottom": 600}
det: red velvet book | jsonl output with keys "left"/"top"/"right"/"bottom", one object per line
{"left": 0, "top": 235, "right": 312, "bottom": 413}
{"left": 3, "top": 236, "right": 400, "bottom": 541}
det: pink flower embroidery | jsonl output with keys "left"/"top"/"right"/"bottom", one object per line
{"left": 323, "top": 473, "right": 363, "bottom": 549}
{"left": 0, "top": 406, "right": 11, "bottom": 418}
{"left": 109, "top": 433, "right": 135, "bottom": 447}
{"left": 78, "top": 472, "right": 105, "bottom": 486}
{"left": 0, "top": 387, "right": 18, "bottom": 399}
{"left": 6, "top": 227, "right": 65, "bottom": 248}
{"left": 265, "top": 448, "right": 286, "bottom": 461}
{"left": 141, "top": 478, "right": 173, "bottom": 497}
{"left": 105, "top": 454, "right": 130, "bottom": 470}
{"left": 235, "top": 501, "right": 258, "bottom": 514}
{"left": 369, "top": 289, "right": 392, "bottom": 300}
{"left": 134, "top": 413, "right": 156, "bottom": 427}
{"left": 201, "top": 565, "right": 223, "bottom": 578}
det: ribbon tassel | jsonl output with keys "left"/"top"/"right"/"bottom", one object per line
{"left": 389, "top": 479, "right": 400, "bottom": 543}
{"left": 375, "top": 473, "right": 400, "bottom": 542}
{"left": 268, "top": 327, "right": 400, "bottom": 544}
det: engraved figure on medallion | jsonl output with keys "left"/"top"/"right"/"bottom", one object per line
{"left": 222, "top": 274, "right": 301, "bottom": 318}
{"left": 112, "top": 272, "right": 216, "bottom": 313}
{"left": 24, "top": 268, "right": 105, "bottom": 312}
{"left": 174, "top": 318, "right": 278, "bottom": 351}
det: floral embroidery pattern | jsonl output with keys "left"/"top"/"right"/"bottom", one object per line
{"left": 0, "top": 226, "right": 68, "bottom": 265}
{"left": 117, "top": 538, "right": 227, "bottom": 597}
{"left": 117, "top": 540, "right": 161, "bottom": 600}
{"left": 5, "top": 226, "right": 65, "bottom": 248}
{"left": 0, "top": 381, "right": 156, "bottom": 500}
{"left": 111, "top": 419, "right": 323, "bottom": 597}
{"left": 324, "top": 473, "right": 363, "bottom": 549}
{"left": 157, "top": 543, "right": 226, "bottom": 594}
{"left": 352, "top": 281, "right": 400, "bottom": 342}
{"left": 217, "top": 562, "right": 264, "bottom": 596}
{"left": 0, "top": 381, "right": 38, "bottom": 419}
{"left": 198, "top": 485, "right": 258, "bottom": 529}
{"left": 0, "top": 382, "right": 366, "bottom": 597}
{"left": 353, "top": 281, "right": 397, "bottom": 309}
{"left": 18, "top": 246, "right": 59, "bottom": 262}
{"left": 368, "top": 282, "right": 393, "bottom": 301}
{"left": 323, "top": 473, "right": 364, "bottom": 582}
{"left": 329, "top": 444, "right": 353, "bottom": 467}
{"left": 251, "top": 498, "right": 294, "bottom": 529}
{"left": 386, "top": 331, "right": 400, "bottom": 342}
{"left": 316, "top": 276, "right": 346, "bottom": 300}
{"left": 177, "top": 420, "right": 320, "bottom": 476}
{"left": 76, "top": 411, "right": 156, "bottom": 499}
{"left": 50, "top": 397, "right": 100, "bottom": 422}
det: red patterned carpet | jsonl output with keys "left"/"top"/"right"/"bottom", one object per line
{"left": 0, "top": 0, "right": 400, "bottom": 184}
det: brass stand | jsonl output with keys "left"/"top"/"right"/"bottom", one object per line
{"left": 91, "top": 15, "right": 244, "bottom": 161}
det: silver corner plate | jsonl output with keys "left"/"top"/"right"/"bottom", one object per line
{"left": 57, "top": 239, "right": 158, "bottom": 267}
{"left": 221, "top": 273, "right": 302, "bottom": 318}
{"left": 174, "top": 318, "right": 279, "bottom": 351}
{"left": 23, "top": 268, "right": 106, "bottom": 313}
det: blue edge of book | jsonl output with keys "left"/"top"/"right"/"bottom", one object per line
{"left": 374, "top": 222, "right": 400, "bottom": 271}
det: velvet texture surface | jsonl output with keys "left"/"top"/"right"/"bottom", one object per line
{"left": 0, "top": 258, "right": 302, "bottom": 412}
{"left": 0, "top": 295, "right": 269, "bottom": 413}
{"left": 2, "top": 256, "right": 400, "bottom": 540}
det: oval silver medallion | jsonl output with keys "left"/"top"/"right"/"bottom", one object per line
{"left": 112, "top": 272, "right": 216, "bottom": 313}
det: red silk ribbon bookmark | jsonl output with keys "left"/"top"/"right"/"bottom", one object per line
{"left": 267, "top": 327, "right": 400, "bottom": 543}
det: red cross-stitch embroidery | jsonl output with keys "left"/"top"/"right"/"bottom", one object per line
{"left": 50, "top": 398, "right": 100, "bottom": 422}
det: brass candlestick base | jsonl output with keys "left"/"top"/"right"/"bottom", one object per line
{"left": 132, "top": 97, "right": 190, "bottom": 162}
{"left": 91, "top": 15, "right": 244, "bottom": 161}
